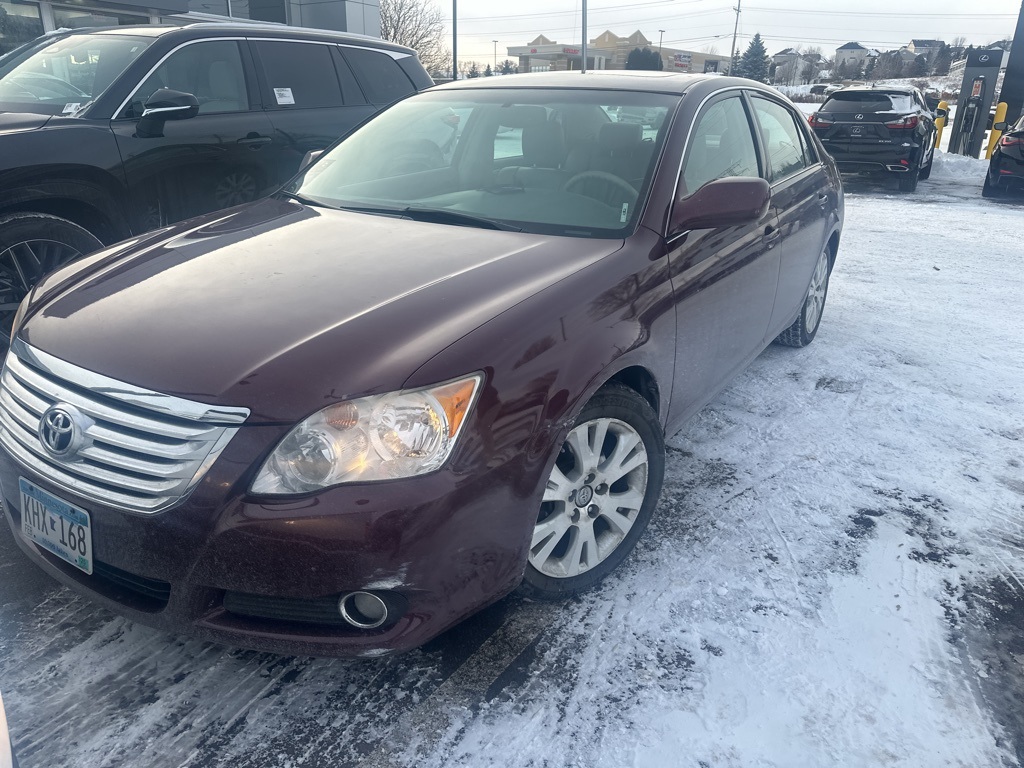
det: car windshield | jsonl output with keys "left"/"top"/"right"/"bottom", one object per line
{"left": 821, "top": 91, "right": 915, "bottom": 113}
{"left": 0, "top": 33, "right": 152, "bottom": 114}
{"left": 292, "top": 87, "right": 678, "bottom": 238}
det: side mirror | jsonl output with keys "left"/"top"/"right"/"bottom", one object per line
{"left": 935, "top": 107, "right": 949, "bottom": 119}
{"left": 671, "top": 176, "right": 771, "bottom": 234}
{"left": 993, "top": 121, "right": 1009, "bottom": 132}
{"left": 300, "top": 149, "right": 324, "bottom": 170}
{"left": 136, "top": 89, "right": 199, "bottom": 138}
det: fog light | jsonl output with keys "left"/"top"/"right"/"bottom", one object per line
{"left": 339, "top": 591, "right": 389, "bottom": 629}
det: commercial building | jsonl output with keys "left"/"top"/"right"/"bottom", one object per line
{"left": 0, "top": 0, "right": 379, "bottom": 56}
{"left": 508, "top": 30, "right": 729, "bottom": 74}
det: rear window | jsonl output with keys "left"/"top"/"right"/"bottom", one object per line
{"left": 821, "top": 92, "right": 914, "bottom": 113}
{"left": 343, "top": 47, "right": 415, "bottom": 105}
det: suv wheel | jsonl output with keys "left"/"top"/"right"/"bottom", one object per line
{"left": 0, "top": 212, "right": 102, "bottom": 335}
{"left": 897, "top": 167, "right": 920, "bottom": 193}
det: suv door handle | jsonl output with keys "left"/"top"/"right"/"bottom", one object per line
{"left": 764, "top": 226, "right": 781, "bottom": 249}
{"left": 817, "top": 193, "right": 829, "bottom": 207}
{"left": 237, "top": 135, "right": 272, "bottom": 149}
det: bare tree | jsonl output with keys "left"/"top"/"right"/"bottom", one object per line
{"left": 380, "top": 0, "right": 450, "bottom": 75}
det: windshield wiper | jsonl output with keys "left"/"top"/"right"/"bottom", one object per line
{"left": 280, "top": 191, "right": 332, "bottom": 208}
{"left": 398, "top": 207, "right": 522, "bottom": 232}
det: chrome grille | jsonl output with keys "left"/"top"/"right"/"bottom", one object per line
{"left": 0, "top": 340, "right": 249, "bottom": 514}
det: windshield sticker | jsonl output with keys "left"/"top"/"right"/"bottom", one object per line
{"left": 620, "top": 203, "right": 629, "bottom": 223}
{"left": 274, "top": 88, "right": 295, "bottom": 106}
{"left": 62, "top": 103, "right": 81, "bottom": 114}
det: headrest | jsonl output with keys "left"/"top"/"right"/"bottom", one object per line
{"left": 599, "top": 122, "right": 643, "bottom": 151}
{"left": 522, "top": 121, "right": 565, "bottom": 168}
{"left": 497, "top": 105, "right": 547, "bottom": 129}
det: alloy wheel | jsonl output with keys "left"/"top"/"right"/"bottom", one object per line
{"left": 804, "top": 246, "right": 830, "bottom": 334}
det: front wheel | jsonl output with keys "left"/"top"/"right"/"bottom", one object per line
{"left": 775, "top": 244, "right": 831, "bottom": 348}
{"left": 521, "top": 384, "right": 665, "bottom": 599}
{"left": 0, "top": 212, "right": 102, "bottom": 336}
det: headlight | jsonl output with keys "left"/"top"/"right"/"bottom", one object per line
{"left": 251, "top": 374, "right": 482, "bottom": 495}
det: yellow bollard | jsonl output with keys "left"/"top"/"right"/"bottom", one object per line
{"left": 986, "top": 102, "right": 1008, "bottom": 159}
{"left": 934, "top": 101, "right": 948, "bottom": 149}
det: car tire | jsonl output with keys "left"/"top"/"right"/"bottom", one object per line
{"left": 0, "top": 212, "right": 102, "bottom": 335}
{"left": 897, "top": 167, "right": 920, "bottom": 193}
{"left": 982, "top": 173, "right": 1001, "bottom": 198}
{"left": 520, "top": 383, "right": 665, "bottom": 599}
{"left": 918, "top": 148, "right": 933, "bottom": 180}
{"left": 775, "top": 243, "right": 831, "bottom": 348}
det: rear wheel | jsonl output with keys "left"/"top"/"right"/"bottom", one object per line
{"left": 982, "top": 173, "right": 1001, "bottom": 198}
{"left": 0, "top": 212, "right": 102, "bottom": 337}
{"left": 775, "top": 243, "right": 831, "bottom": 348}
{"left": 521, "top": 384, "right": 665, "bottom": 599}
{"left": 897, "top": 167, "right": 920, "bottom": 193}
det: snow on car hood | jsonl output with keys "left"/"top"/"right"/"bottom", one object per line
{"left": 21, "top": 198, "right": 621, "bottom": 422}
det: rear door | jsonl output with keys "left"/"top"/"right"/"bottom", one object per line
{"left": 250, "top": 39, "right": 381, "bottom": 184}
{"left": 666, "top": 92, "right": 781, "bottom": 424}
{"left": 748, "top": 93, "right": 831, "bottom": 338}
{"left": 111, "top": 38, "right": 278, "bottom": 232}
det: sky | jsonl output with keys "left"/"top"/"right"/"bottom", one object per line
{"left": 441, "top": 0, "right": 1023, "bottom": 68}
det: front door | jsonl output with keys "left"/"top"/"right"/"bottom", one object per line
{"left": 111, "top": 39, "right": 280, "bottom": 233}
{"left": 666, "top": 93, "right": 781, "bottom": 426}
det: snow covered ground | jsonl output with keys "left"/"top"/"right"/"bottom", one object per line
{"left": 1, "top": 153, "right": 1022, "bottom": 768}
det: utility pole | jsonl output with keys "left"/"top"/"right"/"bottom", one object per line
{"left": 452, "top": 0, "right": 458, "bottom": 80}
{"left": 730, "top": 0, "right": 741, "bottom": 75}
{"left": 493, "top": 40, "right": 498, "bottom": 70}
{"left": 658, "top": 29, "right": 665, "bottom": 51}
{"left": 582, "top": 0, "right": 588, "bottom": 73}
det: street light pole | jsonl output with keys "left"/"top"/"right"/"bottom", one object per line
{"left": 452, "top": 0, "right": 458, "bottom": 80}
{"left": 658, "top": 29, "right": 664, "bottom": 51}
{"left": 493, "top": 40, "right": 498, "bottom": 71}
{"left": 730, "top": 0, "right": 741, "bottom": 75}
{"left": 581, "top": 0, "right": 587, "bottom": 73}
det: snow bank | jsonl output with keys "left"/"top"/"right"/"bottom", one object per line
{"left": 929, "top": 150, "right": 988, "bottom": 181}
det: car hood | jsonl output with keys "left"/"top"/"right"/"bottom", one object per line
{"left": 22, "top": 198, "right": 622, "bottom": 423}
{"left": 0, "top": 110, "right": 51, "bottom": 133}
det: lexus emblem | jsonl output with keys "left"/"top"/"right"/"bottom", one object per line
{"left": 980, "top": 55, "right": 990, "bottom": 62}
{"left": 38, "top": 404, "right": 86, "bottom": 458}
{"left": 855, "top": 114, "right": 864, "bottom": 120}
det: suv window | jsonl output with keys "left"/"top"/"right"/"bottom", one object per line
{"left": 254, "top": 41, "right": 344, "bottom": 109}
{"left": 125, "top": 40, "right": 248, "bottom": 117}
{"left": 751, "top": 97, "right": 812, "bottom": 181}
{"left": 681, "top": 95, "right": 759, "bottom": 196}
{"left": 821, "top": 91, "right": 914, "bottom": 113}
{"left": 343, "top": 47, "right": 415, "bottom": 105}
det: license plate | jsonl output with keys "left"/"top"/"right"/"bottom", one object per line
{"left": 19, "top": 477, "right": 93, "bottom": 575}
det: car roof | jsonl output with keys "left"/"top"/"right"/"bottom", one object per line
{"left": 40, "top": 22, "right": 416, "bottom": 54}
{"left": 434, "top": 70, "right": 770, "bottom": 96}
{"left": 831, "top": 85, "right": 917, "bottom": 95}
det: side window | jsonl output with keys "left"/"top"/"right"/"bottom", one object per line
{"left": 126, "top": 41, "right": 248, "bottom": 117}
{"left": 254, "top": 41, "right": 344, "bottom": 109}
{"left": 342, "top": 47, "right": 415, "bottom": 105}
{"left": 750, "top": 97, "right": 813, "bottom": 182}
{"left": 680, "top": 95, "right": 760, "bottom": 196}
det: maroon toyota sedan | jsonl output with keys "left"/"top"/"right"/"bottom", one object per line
{"left": 0, "top": 72, "right": 843, "bottom": 656}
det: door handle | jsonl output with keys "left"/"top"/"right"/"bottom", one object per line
{"left": 237, "top": 135, "right": 272, "bottom": 149}
{"left": 817, "top": 193, "right": 829, "bottom": 207}
{"left": 764, "top": 226, "right": 781, "bottom": 249}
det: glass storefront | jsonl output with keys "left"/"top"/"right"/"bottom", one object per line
{"left": 51, "top": 4, "right": 153, "bottom": 28}
{"left": 0, "top": 0, "right": 43, "bottom": 56}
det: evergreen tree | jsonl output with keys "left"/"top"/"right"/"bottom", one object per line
{"left": 909, "top": 54, "right": 928, "bottom": 78}
{"left": 467, "top": 62, "right": 480, "bottom": 78}
{"left": 932, "top": 44, "right": 952, "bottom": 76}
{"left": 484, "top": 64, "right": 493, "bottom": 77}
{"left": 730, "top": 47, "right": 742, "bottom": 77}
{"left": 499, "top": 59, "right": 517, "bottom": 75}
{"left": 864, "top": 57, "right": 877, "bottom": 80}
{"left": 834, "top": 60, "right": 849, "bottom": 81}
{"left": 738, "top": 33, "right": 770, "bottom": 83}
{"left": 625, "top": 47, "right": 663, "bottom": 71}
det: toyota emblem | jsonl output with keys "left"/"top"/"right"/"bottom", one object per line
{"left": 855, "top": 114, "right": 864, "bottom": 120}
{"left": 38, "top": 404, "right": 87, "bottom": 458}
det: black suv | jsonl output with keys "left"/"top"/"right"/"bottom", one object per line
{"left": 808, "top": 85, "right": 937, "bottom": 192}
{"left": 0, "top": 23, "right": 431, "bottom": 323}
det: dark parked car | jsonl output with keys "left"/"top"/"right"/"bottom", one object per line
{"left": 808, "top": 85, "right": 937, "bottom": 192}
{"left": 0, "top": 23, "right": 432, "bottom": 328}
{"left": 983, "top": 113, "right": 1024, "bottom": 197}
{"left": 0, "top": 71, "right": 843, "bottom": 656}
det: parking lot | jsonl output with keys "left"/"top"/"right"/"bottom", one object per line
{"left": 1, "top": 157, "right": 1023, "bottom": 767}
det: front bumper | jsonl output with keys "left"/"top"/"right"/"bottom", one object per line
{"left": 0, "top": 431, "right": 536, "bottom": 657}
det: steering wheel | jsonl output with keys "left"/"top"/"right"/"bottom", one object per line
{"left": 563, "top": 171, "right": 638, "bottom": 207}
